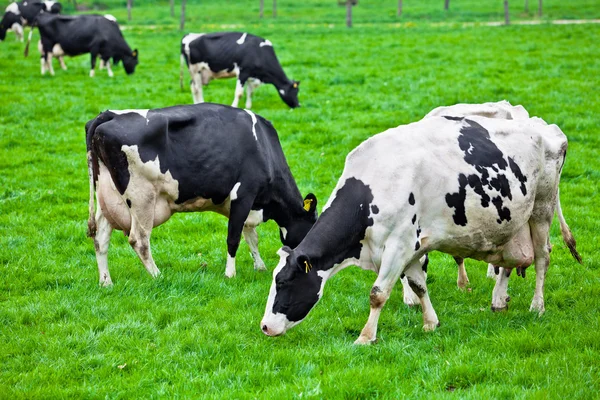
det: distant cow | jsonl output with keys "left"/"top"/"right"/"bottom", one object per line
{"left": 86, "top": 103, "right": 317, "bottom": 285}
{"left": 180, "top": 32, "right": 300, "bottom": 109}
{"left": 261, "top": 114, "right": 580, "bottom": 343}
{"left": 27, "top": 13, "right": 137, "bottom": 77}
{"left": 0, "top": 1, "right": 61, "bottom": 42}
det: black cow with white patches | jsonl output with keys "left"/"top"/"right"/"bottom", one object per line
{"left": 181, "top": 32, "right": 300, "bottom": 109}
{"left": 86, "top": 103, "right": 317, "bottom": 285}
{"left": 27, "top": 13, "right": 137, "bottom": 77}
{"left": 261, "top": 113, "right": 580, "bottom": 343}
{"left": 0, "top": 1, "right": 61, "bottom": 42}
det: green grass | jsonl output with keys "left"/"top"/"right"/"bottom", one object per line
{"left": 1, "top": 0, "right": 599, "bottom": 398}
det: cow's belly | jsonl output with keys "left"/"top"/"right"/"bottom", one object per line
{"left": 190, "top": 62, "right": 238, "bottom": 85}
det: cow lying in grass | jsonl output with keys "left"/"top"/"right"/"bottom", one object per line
{"left": 261, "top": 110, "right": 580, "bottom": 343}
{"left": 86, "top": 103, "right": 317, "bottom": 285}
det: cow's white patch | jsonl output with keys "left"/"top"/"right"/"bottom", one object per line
{"left": 225, "top": 254, "right": 236, "bottom": 278}
{"left": 43, "top": 1, "right": 56, "bottom": 10}
{"left": 279, "top": 89, "right": 285, "bottom": 95}
{"left": 11, "top": 23, "right": 23, "bottom": 41}
{"left": 259, "top": 39, "right": 272, "bottom": 47}
{"left": 280, "top": 227, "right": 288, "bottom": 240}
{"left": 230, "top": 182, "right": 241, "bottom": 201}
{"left": 236, "top": 32, "right": 247, "bottom": 45}
{"left": 244, "top": 109, "right": 258, "bottom": 141}
{"left": 182, "top": 33, "right": 205, "bottom": 56}
{"left": 103, "top": 14, "right": 117, "bottom": 22}
{"left": 52, "top": 43, "right": 64, "bottom": 56}
{"left": 6, "top": 2, "right": 20, "bottom": 14}
{"left": 110, "top": 109, "right": 150, "bottom": 124}
{"left": 245, "top": 209, "right": 263, "bottom": 227}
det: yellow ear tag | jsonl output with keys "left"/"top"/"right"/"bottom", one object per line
{"left": 293, "top": 83, "right": 298, "bottom": 88}
{"left": 304, "top": 260, "right": 312, "bottom": 273}
{"left": 303, "top": 198, "right": 313, "bottom": 211}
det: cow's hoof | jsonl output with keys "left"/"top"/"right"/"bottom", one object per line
{"left": 506, "top": 295, "right": 511, "bottom": 303}
{"left": 423, "top": 321, "right": 439, "bottom": 332}
{"left": 457, "top": 280, "right": 469, "bottom": 291}
{"left": 225, "top": 269, "right": 236, "bottom": 279}
{"left": 529, "top": 299, "right": 545, "bottom": 315}
{"left": 254, "top": 262, "right": 267, "bottom": 272}
{"left": 99, "top": 280, "right": 113, "bottom": 288}
{"left": 491, "top": 304, "right": 508, "bottom": 312}
{"left": 354, "top": 336, "right": 376, "bottom": 345}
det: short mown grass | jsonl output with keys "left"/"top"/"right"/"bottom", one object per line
{"left": 0, "top": 0, "right": 599, "bottom": 398}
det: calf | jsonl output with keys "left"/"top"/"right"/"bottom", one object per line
{"left": 0, "top": 1, "right": 61, "bottom": 42}
{"left": 180, "top": 32, "right": 300, "bottom": 109}
{"left": 27, "top": 13, "right": 137, "bottom": 77}
{"left": 261, "top": 114, "right": 580, "bottom": 343}
{"left": 86, "top": 103, "right": 317, "bottom": 285}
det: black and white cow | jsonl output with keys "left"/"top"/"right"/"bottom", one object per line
{"left": 180, "top": 32, "right": 300, "bottom": 109}
{"left": 86, "top": 103, "right": 317, "bottom": 285}
{"left": 0, "top": 1, "right": 61, "bottom": 42}
{"left": 261, "top": 113, "right": 580, "bottom": 343}
{"left": 27, "top": 13, "right": 137, "bottom": 77}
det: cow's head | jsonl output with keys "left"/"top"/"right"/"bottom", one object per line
{"left": 0, "top": 12, "right": 19, "bottom": 41}
{"left": 279, "top": 193, "right": 317, "bottom": 248}
{"left": 278, "top": 80, "right": 300, "bottom": 108}
{"left": 261, "top": 247, "right": 327, "bottom": 337}
{"left": 123, "top": 48, "right": 138, "bottom": 74}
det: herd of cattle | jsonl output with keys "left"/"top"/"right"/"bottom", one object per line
{"left": 4, "top": 2, "right": 583, "bottom": 343}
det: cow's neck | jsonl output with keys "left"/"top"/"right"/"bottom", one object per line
{"left": 258, "top": 64, "right": 290, "bottom": 89}
{"left": 262, "top": 182, "right": 306, "bottom": 228}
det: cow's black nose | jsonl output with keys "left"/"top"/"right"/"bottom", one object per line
{"left": 262, "top": 324, "right": 268, "bottom": 333}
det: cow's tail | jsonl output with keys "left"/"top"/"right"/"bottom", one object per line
{"left": 24, "top": 27, "right": 34, "bottom": 57}
{"left": 180, "top": 53, "right": 186, "bottom": 91}
{"left": 556, "top": 189, "right": 582, "bottom": 264}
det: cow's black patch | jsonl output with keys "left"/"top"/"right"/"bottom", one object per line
{"left": 422, "top": 255, "right": 429, "bottom": 273}
{"left": 412, "top": 214, "right": 417, "bottom": 225}
{"left": 415, "top": 241, "right": 421, "bottom": 251}
{"left": 126, "top": 199, "right": 132, "bottom": 208}
{"left": 416, "top": 226, "right": 421, "bottom": 238}
{"left": 408, "top": 193, "right": 415, "bottom": 205}
{"left": 443, "top": 116, "right": 464, "bottom": 121}
{"left": 445, "top": 119, "right": 527, "bottom": 226}
{"left": 371, "top": 204, "right": 379, "bottom": 214}
{"left": 508, "top": 157, "right": 527, "bottom": 196}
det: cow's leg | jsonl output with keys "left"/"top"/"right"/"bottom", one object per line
{"left": 46, "top": 52, "right": 55, "bottom": 76}
{"left": 242, "top": 226, "right": 266, "bottom": 272}
{"left": 231, "top": 79, "right": 244, "bottom": 108}
{"left": 40, "top": 56, "right": 47, "bottom": 75}
{"left": 245, "top": 79, "right": 261, "bottom": 109}
{"left": 225, "top": 196, "right": 255, "bottom": 278}
{"left": 190, "top": 69, "right": 204, "bottom": 104}
{"left": 59, "top": 56, "right": 67, "bottom": 71}
{"left": 127, "top": 200, "right": 161, "bottom": 278}
{"left": 90, "top": 53, "right": 97, "bottom": 77}
{"left": 404, "top": 259, "right": 439, "bottom": 332}
{"left": 99, "top": 59, "right": 106, "bottom": 70}
{"left": 487, "top": 263, "right": 497, "bottom": 279}
{"left": 105, "top": 60, "right": 114, "bottom": 78}
{"left": 93, "top": 208, "right": 114, "bottom": 287}
{"left": 491, "top": 267, "right": 511, "bottom": 311}
{"left": 355, "top": 248, "right": 415, "bottom": 344}
{"left": 529, "top": 220, "right": 552, "bottom": 314}
{"left": 454, "top": 256, "right": 469, "bottom": 290}
{"left": 400, "top": 275, "right": 420, "bottom": 306}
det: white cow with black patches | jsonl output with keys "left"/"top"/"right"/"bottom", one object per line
{"left": 86, "top": 103, "right": 317, "bottom": 285}
{"left": 180, "top": 32, "right": 300, "bottom": 109}
{"left": 261, "top": 113, "right": 580, "bottom": 344}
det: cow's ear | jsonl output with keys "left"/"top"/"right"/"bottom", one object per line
{"left": 296, "top": 254, "right": 313, "bottom": 274}
{"left": 303, "top": 193, "right": 317, "bottom": 217}
{"left": 293, "top": 80, "right": 300, "bottom": 89}
{"left": 132, "top": 49, "right": 138, "bottom": 58}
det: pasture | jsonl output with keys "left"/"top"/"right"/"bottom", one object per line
{"left": 1, "top": 0, "right": 599, "bottom": 397}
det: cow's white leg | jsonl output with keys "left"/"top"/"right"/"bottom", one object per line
{"left": 99, "top": 59, "right": 106, "bottom": 70}
{"left": 93, "top": 208, "right": 113, "bottom": 287}
{"left": 190, "top": 71, "right": 204, "bottom": 104}
{"left": 487, "top": 263, "right": 497, "bottom": 279}
{"left": 491, "top": 267, "right": 510, "bottom": 311}
{"left": 59, "top": 56, "right": 67, "bottom": 71}
{"left": 225, "top": 195, "right": 256, "bottom": 278}
{"left": 245, "top": 79, "right": 261, "bottom": 109}
{"left": 455, "top": 256, "right": 469, "bottom": 290}
{"left": 231, "top": 79, "right": 244, "bottom": 108}
{"left": 355, "top": 248, "right": 413, "bottom": 345}
{"left": 106, "top": 60, "right": 114, "bottom": 78}
{"left": 46, "top": 53, "right": 55, "bottom": 76}
{"left": 225, "top": 254, "right": 236, "bottom": 279}
{"left": 127, "top": 200, "right": 161, "bottom": 278}
{"left": 403, "top": 260, "right": 439, "bottom": 332}
{"left": 90, "top": 54, "right": 97, "bottom": 77}
{"left": 400, "top": 276, "right": 420, "bottom": 306}
{"left": 40, "top": 57, "right": 47, "bottom": 75}
{"left": 242, "top": 226, "right": 266, "bottom": 271}
{"left": 529, "top": 220, "right": 551, "bottom": 314}
{"left": 12, "top": 23, "right": 23, "bottom": 42}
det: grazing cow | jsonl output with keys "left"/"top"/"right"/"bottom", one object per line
{"left": 0, "top": 1, "right": 61, "bottom": 42}
{"left": 27, "top": 13, "right": 137, "bottom": 77}
{"left": 86, "top": 103, "right": 318, "bottom": 285}
{"left": 261, "top": 114, "right": 580, "bottom": 343}
{"left": 180, "top": 32, "right": 300, "bottom": 109}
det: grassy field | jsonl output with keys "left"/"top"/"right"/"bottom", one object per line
{"left": 1, "top": 0, "right": 599, "bottom": 398}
